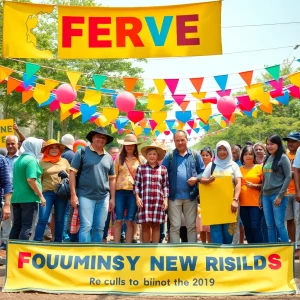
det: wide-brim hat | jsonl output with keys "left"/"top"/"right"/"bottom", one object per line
{"left": 86, "top": 127, "right": 114, "bottom": 144}
{"left": 41, "top": 139, "right": 65, "bottom": 153}
{"left": 117, "top": 134, "right": 142, "bottom": 146}
{"left": 141, "top": 143, "right": 166, "bottom": 161}
{"left": 283, "top": 132, "right": 300, "bottom": 141}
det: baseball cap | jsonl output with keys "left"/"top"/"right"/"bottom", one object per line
{"left": 283, "top": 132, "right": 300, "bottom": 141}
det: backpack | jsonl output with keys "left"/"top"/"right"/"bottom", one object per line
{"left": 56, "top": 148, "right": 85, "bottom": 200}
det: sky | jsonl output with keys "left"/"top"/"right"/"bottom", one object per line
{"left": 95, "top": 0, "right": 300, "bottom": 146}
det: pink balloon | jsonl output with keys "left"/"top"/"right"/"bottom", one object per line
{"left": 115, "top": 91, "right": 136, "bottom": 112}
{"left": 55, "top": 83, "right": 77, "bottom": 104}
{"left": 217, "top": 96, "right": 236, "bottom": 116}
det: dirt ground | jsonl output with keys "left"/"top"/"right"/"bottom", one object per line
{"left": 0, "top": 249, "right": 299, "bottom": 300}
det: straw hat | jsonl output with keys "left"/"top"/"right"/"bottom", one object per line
{"left": 41, "top": 139, "right": 65, "bottom": 153}
{"left": 141, "top": 143, "right": 166, "bottom": 161}
{"left": 117, "top": 134, "right": 142, "bottom": 145}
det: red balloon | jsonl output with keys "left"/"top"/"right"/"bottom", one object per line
{"left": 217, "top": 96, "right": 236, "bottom": 116}
{"left": 55, "top": 83, "right": 77, "bottom": 104}
{"left": 115, "top": 91, "right": 136, "bottom": 112}
{"left": 128, "top": 111, "right": 144, "bottom": 123}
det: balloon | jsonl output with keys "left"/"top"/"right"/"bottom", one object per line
{"left": 73, "top": 139, "right": 87, "bottom": 152}
{"left": 115, "top": 91, "right": 136, "bottom": 112}
{"left": 55, "top": 83, "right": 77, "bottom": 104}
{"left": 217, "top": 96, "right": 236, "bottom": 117}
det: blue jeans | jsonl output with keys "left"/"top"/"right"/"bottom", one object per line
{"left": 262, "top": 194, "right": 289, "bottom": 243}
{"left": 34, "top": 191, "right": 68, "bottom": 242}
{"left": 210, "top": 224, "right": 233, "bottom": 244}
{"left": 240, "top": 206, "right": 264, "bottom": 243}
{"left": 261, "top": 215, "right": 269, "bottom": 243}
{"left": 79, "top": 196, "right": 109, "bottom": 242}
{"left": 115, "top": 190, "right": 137, "bottom": 221}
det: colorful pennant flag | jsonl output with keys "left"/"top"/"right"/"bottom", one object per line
{"left": 190, "top": 77, "right": 204, "bottom": 93}
{"left": 265, "top": 65, "right": 280, "bottom": 81}
{"left": 175, "top": 111, "right": 192, "bottom": 123}
{"left": 0, "top": 66, "right": 13, "bottom": 82}
{"left": 23, "top": 74, "right": 38, "bottom": 89}
{"left": 123, "top": 77, "right": 138, "bottom": 92}
{"left": 165, "top": 79, "right": 179, "bottom": 95}
{"left": 179, "top": 101, "right": 190, "bottom": 112}
{"left": 44, "top": 79, "right": 60, "bottom": 91}
{"left": 153, "top": 79, "right": 166, "bottom": 95}
{"left": 149, "top": 120, "right": 158, "bottom": 131}
{"left": 288, "top": 72, "right": 300, "bottom": 87}
{"left": 22, "top": 90, "right": 34, "bottom": 104}
{"left": 83, "top": 89, "right": 102, "bottom": 106}
{"left": 147, "top": 94, "right": 164, "bottom": 112}
{"left": 236, "top": 95, "right": 255, "bottom": 112}
{"left": 216, "top": 89, "right": 231, "bottom": 97}
{"left": 50, "top": 100, "right": 60, "bottom": 112}
{"left": 214, "top": 74, "right": 228, "bottom": 91}
{"left": 80, "top": 103, "right": 97, "bottom": 124}
{"left": 151, "top": 112, "right": 167, "bottom": 125}
{"left": 196, "top": 102, "right": 212, "bottom": 124}
{"left": 102, "top": 108, "right": 119, "bottom": 123}
{"left": 66, "top": 71, "right": 81, "bottom": 89}
{"left": 7, "top": 77, "right": 21, "bottom": 95}
{"left": 166, "top": 120, "right": 176, "bottom": 130}
{"left": 239, "top": 70, "right": 253, "bottom": 87}
{"left": 275, "top": 90, "right": 290, "bottom": 105}
{"left": 172, "top": 94, "right": 186, "bottom": 106}
{"left": 245, "top": 83, "right": 264, "bottom": 101}
{"left": 127, "top": 111, "right": 144, "bottom": 124}
{"left": 191, "top": 92, "right": 207, "bottom": 100}
{"left": 93, "top": 74, "right": 107, "bottom": 91}
{"left": 25, "top": 62, "right": 41, "bottom": 78}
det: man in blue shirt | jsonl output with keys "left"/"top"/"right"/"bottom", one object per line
{"left": 162, "top": 130, "right": 204, "bottom": 243}
{"left": 0, "top": 135, "right": 19, "bottom": 250}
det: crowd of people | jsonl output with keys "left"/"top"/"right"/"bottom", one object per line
{"left": 1, "top": 125, "right": 300, "bottom": 264}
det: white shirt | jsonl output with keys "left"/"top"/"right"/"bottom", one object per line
{"left": 202, "top": 161, "right": 242, "bottom": 181}
{"left": 293, "top": 147, "right": 300, "bottom": 168}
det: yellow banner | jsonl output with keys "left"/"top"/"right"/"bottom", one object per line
{"left": 0, "top": 119, "right": 14, "bottom": 147}
{"left": 4, "top": 241, "right": 297, "bottom": 295}
{"left": 3, "top": 1, "right": 222, "bottom": 59}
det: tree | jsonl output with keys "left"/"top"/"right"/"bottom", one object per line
{"left": 0, "top": 0, "right": 149, "bottom": 140}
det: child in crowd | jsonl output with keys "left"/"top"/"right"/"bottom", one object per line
{"left": 134, "top": 143, "right": 169, "bottom": 243}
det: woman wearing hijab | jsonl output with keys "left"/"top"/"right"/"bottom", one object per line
{"left": 200, "top": 141, "right": 242, "bottom": 244}
{"left": 34, "top": 139, "right": 70, "bottom": 243}
{"left": 9, "top": 137, "right": 45, "bottom": 240}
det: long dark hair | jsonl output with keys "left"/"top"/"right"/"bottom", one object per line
{"left": 240, "top": 145, "right": 257, "bottom": 165}
{"left": 119, "top": 144, "right": 140, "bottom": 165}
{"left": 264, "top": 134, "right": 286, "bottom": 172}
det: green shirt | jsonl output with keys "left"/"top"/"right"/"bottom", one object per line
{"left": 11, "top": 154, "right": 43, "bottom": 204}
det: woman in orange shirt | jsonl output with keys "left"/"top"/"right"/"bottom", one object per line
{"left": 239, "top": 145, "right": 264, "bottom": 243}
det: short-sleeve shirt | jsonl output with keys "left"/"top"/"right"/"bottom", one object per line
{"left": 70, "top": 146, "right": 115, "bottom": 199}
{"left": 40, "top": 158, "right": 70, "bottom": 192}
{"left": 62, "top": 148, "right": 75, "bottom": 165}
{"left": 293, "top": 148, "right": 300, "bottom": 168}
{"left": 202, "top": 162, "right": 242, "bottom": 181}
{"left": 115, "top": 156, "right": 145, "bottom": 191}
{"left": 239, "top": 164, "right": 263, "bottom": 206}
{"left": 11, "top": 154, "right": 42, "bottom": 204}
{"left": 5, "top": 152, "right": 19, "bottom": 181}
{"left": 287, "top": 152, "right": 296, "bottom": 194}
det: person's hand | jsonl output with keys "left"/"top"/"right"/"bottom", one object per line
{"left": 163, "top": 198, "right": 168, "bottom": 211}
{"left": 108, "top": 198, "right": 115, "bottom": 212}
{"left": 296, "top": 191, "right": 300, "bottom": 203}
{"left": 246, "top": 181, "right": 254, "bottom": 188}
{"left": 187, "top": 177, "right": 198, "bottom": 186}
{"left": 231, "top": 200, "right": 238, "bottom": 213}
{"left": 207, "top": 175, "right": 215, "bottom": 183}
{"left": 70, "top": 194, "right": 79, "bottom": 209}
{"left": 136, "top": 196, "right": 143, "bottom": 208}
{"left": 2, "top": 203, "right": 11, "bottom": 221}
{"left": 39, "top": 196, "right": 46, "bottom": 207}
{"left": 13, "top": 123, "right": 20, "bottom": 132}
{"left": 274, "top": 197, "right": 282, "bottom": 207}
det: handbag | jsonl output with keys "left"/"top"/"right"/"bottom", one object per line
{"left": 56, "top": 148, "right": 85, "bottom": 200}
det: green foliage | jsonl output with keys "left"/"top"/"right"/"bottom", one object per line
{"left": 0, "top": 0, "right": 153, "bottom": 141}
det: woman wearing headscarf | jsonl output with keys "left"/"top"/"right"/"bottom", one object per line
{"left": 200, "top": 141, "right": 242, "bottom": 244}
{"left": 34, "top": 139, "right": 70, "bottom": 243}
{"left": 9, "top": 138, "right": 45, "bottom": 240}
